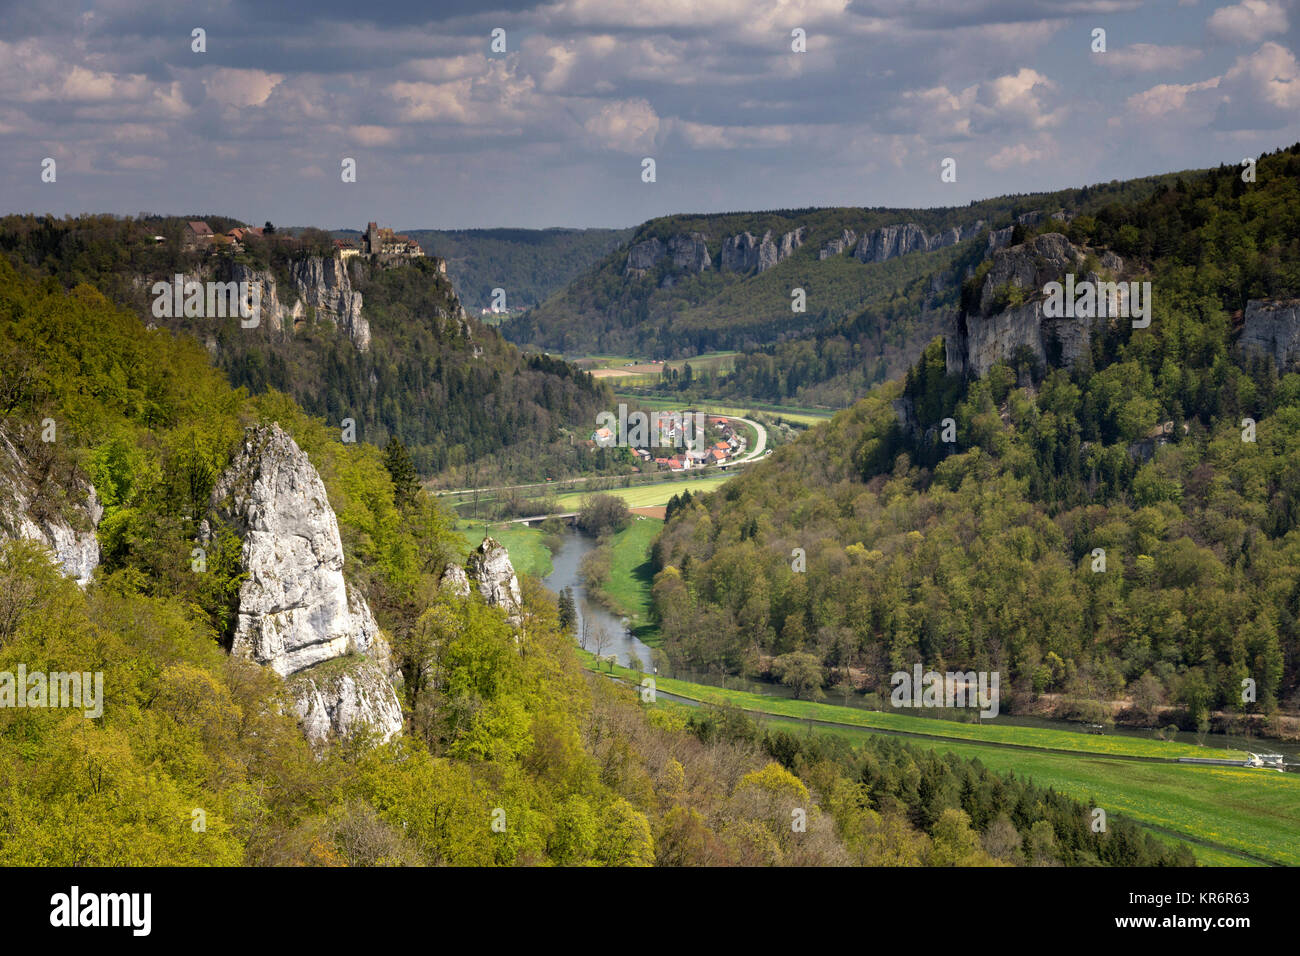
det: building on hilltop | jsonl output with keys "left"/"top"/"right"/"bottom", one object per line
{"left": 362, "top": 221, "right": 425, "bottom": 261}
{"left": 184, "top": 220, "right": 214, "bottom": 250}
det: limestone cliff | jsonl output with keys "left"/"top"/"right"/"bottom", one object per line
{"left": 851, "top": 220, "right": 985, "bottom": 263}
{"left": 947, "top": 233, "right": 1123, "bottom": 379}
{"left": 720, "top": 228, "right": 805, "bottom": 273}
{"left": 290, "top": 257, "right": 369, "bottom": 351}
{"left": 1241, "top": 299, "right": 1300, "bottom": 371}
{"left": 203, "top": 423, "right": 402, "bottom": 745}
{"left": 139, "top": 254, "right": 371, "bottom": 352}
{"left": 0, "top": 428, "right": 101, "bottom": 587}
{"left": 819, "top": 229, "right": 857, "bottom": 260}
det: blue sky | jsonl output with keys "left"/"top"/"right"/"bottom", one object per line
{"left": 1, "top": 0, "right": 1297, "bottom": 228}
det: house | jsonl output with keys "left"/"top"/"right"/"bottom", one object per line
{"left": 591, "top": 426, "right": 616, "bottom": 448}
{"left": 710, "top": 448, "right": 728, "bottom": 463}
{"left": 333, "top": 237, "right": 361, "bottom": 260}
{"left": 183, "top": 220, "right": 214, "bottom": 250}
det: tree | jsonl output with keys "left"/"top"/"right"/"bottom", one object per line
{"left": 772, "top": 652, "right": 825, "bottom": 701}
{"left": 556, "top": 586, "right": 576, "bottom": 636}
{"left": 383, "top": 437, "right": 420, "bottom": 509}
{"left": 577, "top": 493, "right": 632, "bottom": 536}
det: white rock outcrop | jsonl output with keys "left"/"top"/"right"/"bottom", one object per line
{"left": 466, "top": 537, "right": 523, "bottom": 623}
{"left": 721, "top": 228, "right": 805, "bottom": 273}
{"left": 947, "top": 233, "right": 1122, "bottom": 378}
{"left": 205, "top": 423, "right": 402, "bottom": 744}
{"left": 292, "top": 656, "right": 404, "bottom": 746}
{"left": 0, "top": 429, "right": 101, "bottom": 587}
{"left": 291, "top": 256, "right": 370, "bottom": 351}
{"left": 1241, "top": 299, "right": 1300, "bottom": 371}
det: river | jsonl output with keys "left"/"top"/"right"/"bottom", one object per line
{"left": 541, "top": 528, "right": 1299, "bottom": 766}
{"left": 543, "top": 530, "right": 659, "bottom": 670}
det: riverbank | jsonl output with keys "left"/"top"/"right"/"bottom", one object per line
{"left": 579, "top": 654, "right": 1300, "bottom": 867}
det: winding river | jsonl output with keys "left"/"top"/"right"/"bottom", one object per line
{"left": 541, "top": 528, "right": 1299, "bottom": 766}
{"left": 543, "top": 530, "right": 658, "bottom": 670}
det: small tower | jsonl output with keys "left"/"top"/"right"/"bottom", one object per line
{"left": 365, "top": 221, "right": 380, "bottom": 256}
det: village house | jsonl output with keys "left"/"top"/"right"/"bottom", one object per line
{"left": 183, "top": 220, "right": 214, "bottom": 250}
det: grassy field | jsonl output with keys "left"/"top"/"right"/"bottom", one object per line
{"left": 715, "top": 708, "right": 1284, "bottom": 867}
{"left": 580, "top": 655, "right": 1249, "bottom": 760}
{"left": 591, "top": 518, "right": 663, "bottom": 644}
{"left": 585, "top": 662, "right": 1298, "bottom": 866}
{"left": 456, "top": 520, "right": 555, "bottom": 579}
{"left": 554, "top": 474, "right": 732, "bottom": 510}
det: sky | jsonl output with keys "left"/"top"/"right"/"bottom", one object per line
{"left": 1, "top": 0, "right": 1298, "bottom": 230}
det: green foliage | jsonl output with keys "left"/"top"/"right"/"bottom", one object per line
{"left": 651, "top": 145, "right": 1300, "bottom": 719}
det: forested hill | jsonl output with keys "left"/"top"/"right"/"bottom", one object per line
{"left": 0, "top": 214, "right": 611, "bottom": 480}
{"left": 385, "top": 226, "right": 634, "bottom": 313}
{"left": 503, "top": 168, "right": 1199, "bottom": 375}
{"left": 650, "top": 144, "right": 1300, "bottom": 732}
{"left": 0, "top": 257, "right": 1190, "bottom": 866}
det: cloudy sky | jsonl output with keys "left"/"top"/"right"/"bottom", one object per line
{"left": 1, "top": 0, "right": 1298, "bottom": 229}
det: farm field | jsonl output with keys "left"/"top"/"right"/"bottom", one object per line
{"left": 710, "top": 708, "right": 1288, "bottom": 867}
{"left": 581, "top": 656, "right": 1248, "bottom": 760}
{"left": 583, "top": 665, "right": 1297, "bottom": 866}
{"left": 553, "top": 474, "right": 732, "bottom": 510}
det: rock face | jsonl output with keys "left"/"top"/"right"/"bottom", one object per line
{"left": 291, "top": 256, "right": 369, "bottom": 351}
{"left": 292, "top": 657, "right": 404, "bottom": 747}
{"left": 625, "top": 238, "right": 665, "bottom": 276}
{"left": 439, "top": 563, "right": 472, "bottom": 598}
{"left": 229, "top": 263, "right": 298, "bottom": 335}
{"left": 851, "top": 220, "right": 985, "bottom": 264}
{"left": 0, "top": 429, "right": 101, "bottom": 587}
{"left": 819, "top": 229, "right": 858, "bottom": 259}
{"left": 208, "top": 424, "right": 375, "bottom": 676}
{"left": 947, "top": 233, "right": 1120, "bottom": 379}
{"left": 466, "top": 537, "right": 523, "bottom": 622}
{"left": 855, "top": 223, "right": 929, "bottom": 263}
{"left": 205, "top": 423, "right": 402, "bottom": 745}
{"left": 721, "top": 228, "right": 804, "bottom": 273}
{"left": 667, "top": 233, "right": 712, "bottom": 273}
{"left": 142, "top": 254, "right": 370, "bottom": 351}
{"left": 986, "top": 226, "right": 1015, "bottom": 255}
{"left": 1241, "top": 299, "right": 1300, "bottom": 371}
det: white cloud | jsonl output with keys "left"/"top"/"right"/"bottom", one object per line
{"left": 203, "top": 69, "right": 283, "bottom": 108}
{"left": 351, "top": 124, "right": 400, "bottom": 147}
{"left": 583, "top": 98, "right": 661, "bottom": 152}
{"left": 1215, "top": 41, "right": 1300, "bottom": 126}
{"left": 1124, "top": 77, "right": 1221, "bottom": 119}
{"left": 987, "top": 142, "right": 1051, "bottom": 169}
{"left": 1098, "top": 43, "right": 1204, "bottom": 73}
{"left": 677, "top": 121, "right": 796, "bottom": 149}
{"left": 1207, "top": 0, "right": 1288, "bottom": 43}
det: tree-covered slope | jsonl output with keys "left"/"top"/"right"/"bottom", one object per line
{"left": 395, "top": 226, "right": 635, "bottom": 313}
{"left": 0, "top": 214, "right": 612, "bottom": 481}
{"left": 0, "top": 258, "right": 1190, "bottom": 866}
{"left": 505, "top": 170, "right": 1201, "bottom": 373}
{"left": 649, "top": 144, "right": 1300, "bottom": 729}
